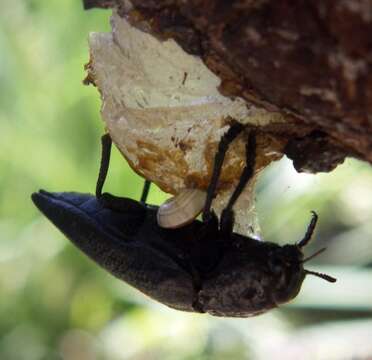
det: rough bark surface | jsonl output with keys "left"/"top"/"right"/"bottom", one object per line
{"left": 84, "top": 0, "right": 372, "bottom": 167}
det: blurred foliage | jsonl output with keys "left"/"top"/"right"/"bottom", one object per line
{"left": 1, "top": 1, "right": 372, "bottom": 359}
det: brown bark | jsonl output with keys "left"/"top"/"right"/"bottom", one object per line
{"left": 83, "top": 0, "right": 372, "bottom": 170}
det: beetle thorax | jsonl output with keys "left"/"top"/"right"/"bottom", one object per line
{"left": 195, "top": 240, "right": 306, "bottom": 317}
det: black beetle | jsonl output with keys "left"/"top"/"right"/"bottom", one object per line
{"left": 32, "top": 124, "right": 336, "bottom": 317}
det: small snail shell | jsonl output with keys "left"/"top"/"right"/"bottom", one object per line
{"left": 157, "top": 189, "right": 207, "bottom": 229}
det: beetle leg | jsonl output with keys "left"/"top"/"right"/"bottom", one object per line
{"left": 220, "top": 131, "right": 256, "bottom": 236}
{"left": 96, "top": 134, "right": 146, "bottom": 212}
{"left": 202, "top": 122, "right": 244, "bottom": 222}
{"left": 195, "top": 211, "right": 219, "bottom": 251}
{"left": 96, "top": 133, "right": 112, "bottom": 198}
{"left": 194, "top": 212, "right": 226, "bottom": 271}
{"left": 140, "top": 180, "right": 151, "bottom": 203}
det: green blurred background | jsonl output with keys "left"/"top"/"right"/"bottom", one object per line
{"left": 1, "top": 1, "right": 372, "bottom": 359}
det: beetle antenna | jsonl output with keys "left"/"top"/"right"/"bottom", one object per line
{"left": 297, "top": 211, "right": 318, "bottom": 248}
{"left": 305, "top": 270, "right": 337, "bottom": 283}
{"left": 301, "top": 247, "right": 336, "bottom": 283}
{"left": 301, "top": 247, "right": 326, "bottom": 263}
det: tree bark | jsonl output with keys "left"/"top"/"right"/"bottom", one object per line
{"left": 83, "top": 0, "right": 372, "bottom": 170}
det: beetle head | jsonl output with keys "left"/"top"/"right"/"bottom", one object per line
{"left": 265, "top": 244, "right": 306, "bottom": 304}
{"left": 269, "top": 236, "right": 337, "bottom": 300}
{"left": 268, "top": 237, "right": 337, "bottom": 305}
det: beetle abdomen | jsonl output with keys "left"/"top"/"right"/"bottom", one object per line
{"left": 32, "top": 190, "right": 196, "bottom": 312}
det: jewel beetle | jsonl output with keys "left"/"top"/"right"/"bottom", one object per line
{"left": 32, "top": 124, "right": 336, "bottom": 317}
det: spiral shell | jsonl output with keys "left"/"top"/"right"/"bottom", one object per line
{"left": 157, "top": 189, "right": 207, "bottom": 229}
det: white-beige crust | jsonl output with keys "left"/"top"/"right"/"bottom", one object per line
{"left": 87, "top": 12, "right": 287, "bottom": 236}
